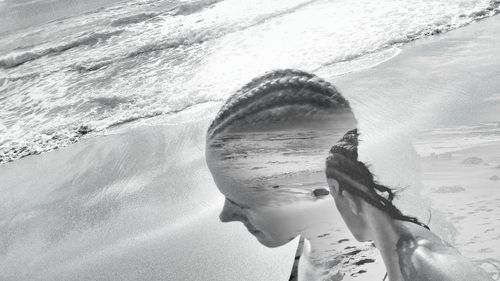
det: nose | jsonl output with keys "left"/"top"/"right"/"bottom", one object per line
{"left": 219, "top": 199, "right": 246, "bottom": 223}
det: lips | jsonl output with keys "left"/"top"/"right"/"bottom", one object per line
{"left": 249, "top": 229, "right": 263, "bottom": 235}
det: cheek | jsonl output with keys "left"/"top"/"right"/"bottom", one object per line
{"left": 335, "top": 198, "right": 363, "bottom": 233}
{"left": 333, "top": 196, "right": 348, "bottom": 215}
{"left": 246, "top": 207, "right": 299, "bottom": 240}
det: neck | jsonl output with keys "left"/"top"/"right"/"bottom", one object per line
{"left": 366, "top": 210, "right": 409, "bottom": 281}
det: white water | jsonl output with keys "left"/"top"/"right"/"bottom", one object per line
{"left": 1, "top": 0, "right": 499, "bottom": 163}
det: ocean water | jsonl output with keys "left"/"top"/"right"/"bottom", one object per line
{"left": 1, "top": 0, "right": 500, "bottom": 164}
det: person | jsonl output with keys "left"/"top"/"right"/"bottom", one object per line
{"left": 205, "top": 69, "right": 361, "bottom": 280}
{"left": 326, "top": 129, "right": 493, "bottom": 281}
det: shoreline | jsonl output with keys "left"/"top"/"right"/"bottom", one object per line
{"left": 2, "top": 9, "right": 500, "bottom": 166}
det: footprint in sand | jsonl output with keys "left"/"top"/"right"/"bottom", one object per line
{"left": 462, "top": 156, "right": 485, "bottom": 165}
{"left": 350, "top": 269, "right": 368, "bottom": 277}
{"left": 354, "top": 258, "right": 376, "bottom": 266}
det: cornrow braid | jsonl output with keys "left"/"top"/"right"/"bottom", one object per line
{"left": 226, "top": 69, "right": 316, "bottom": 105}
{"left": 207, "top": 69, "right": 350, "bottom": 139}
{"left": 326, "top": 129, "right": 429, "bottom": 230}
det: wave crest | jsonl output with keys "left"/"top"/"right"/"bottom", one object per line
{"left": 110, "top": 12, "right": 159, "bottom": 27}
{"left": 0, "top": 30, "right": 123, "bottom": 69}
{"left": 171, "top": 0, "right": 222, "bottom": 16}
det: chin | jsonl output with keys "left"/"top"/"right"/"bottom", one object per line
{"left": 254, "top": 234, "right": 287, "bottom": 248}
{"left": 351, "top": 231, "right": 369, "bottom": 242}
{"left": 353, "top": 236, "right": 366, "bottom": 242}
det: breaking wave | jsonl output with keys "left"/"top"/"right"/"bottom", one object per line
{"left": 0, "top": 30, "right": 123, "bottom": 69}
{"left": 85, "top": 0, "right": 500, "bottom": 74}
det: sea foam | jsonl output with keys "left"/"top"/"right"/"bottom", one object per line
{"left": 1, "top": 0, "right": 499, "bottom": 164}
{"left": 0, "top": 30, "right": 123, "bottom": 69}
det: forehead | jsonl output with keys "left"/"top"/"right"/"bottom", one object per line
{"left": 206, "top": 115, "right": 354, "bottom": 206}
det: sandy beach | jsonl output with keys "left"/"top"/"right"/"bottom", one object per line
{"left": 1, "top": 6, "right": 500, "bottom": 281}
{"left": 0, "top": 120, "right": 298, "bottom": 281}
{"left": 420, "top": 142, "right": 500, "bottom": 273}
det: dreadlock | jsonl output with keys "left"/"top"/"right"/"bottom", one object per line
{"left": 326, "top": 129, "right": 429, "bottom": 230}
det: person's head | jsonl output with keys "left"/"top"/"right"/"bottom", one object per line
{"left": 325, "top": 129, "right": 428, "bottom": 242}
{"left": 206, "top": 69, "right": 357, "bottom": 247}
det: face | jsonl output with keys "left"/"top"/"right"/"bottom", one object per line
{"left": 327, "top": 178, "right": 370, "bottom": 242}
{"left": 217, "top": 196, "right": 307, "bottom": 247}
{"left": 207, "top": 111, "right": 357, "bottom": 247}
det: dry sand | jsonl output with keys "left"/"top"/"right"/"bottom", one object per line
{"left": 0, "top": 121, "right": 298, "bottom": 281}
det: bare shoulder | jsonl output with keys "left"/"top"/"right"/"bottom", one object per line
{"left": 396, "top": 226, "right": 492, "bottom": 281}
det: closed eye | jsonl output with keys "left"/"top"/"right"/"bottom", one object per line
{"left": 226, "top": 197, "right": 251, "bottom": 210}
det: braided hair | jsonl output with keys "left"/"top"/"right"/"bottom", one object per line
{"left": 326, "top": 129, "right": 429, "bottom": 230}
{"left": 207, "top": 69, "right": 350, "bottom": 139}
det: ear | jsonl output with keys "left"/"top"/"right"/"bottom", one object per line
{"left": 343, "top": 191, "right": 361, "bottom": 215}
{"left": 327, "top": 178, "right": 339, "bottom": 196}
